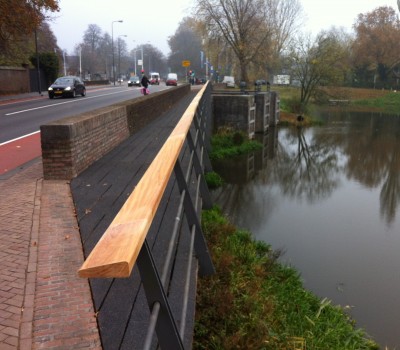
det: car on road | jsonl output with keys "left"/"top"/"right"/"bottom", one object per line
{"left": 166, "top": 73, "right": 178, "bottom": 86}
{"left": 48, "top": 76, "right": 86, "bottom": 99}
{"left": 150, "top": 72, "right": 160, "bottom": 85}
{"left": 128, "top": 76, "right": 141, "bottom": 87}
{"left": 196, "top": 77, "right": 206, "bottom": 84}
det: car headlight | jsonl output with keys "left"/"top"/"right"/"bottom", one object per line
{"left": 65, "top": 86, "right": 71, "bottom": 91}
{"left": 48, "top": 87, "right": 53, "bottom": 91}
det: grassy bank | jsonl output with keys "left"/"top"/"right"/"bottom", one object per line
{"left": 275, "top": 86, "right": 400, "bottom": 125}
{"left": 194, "top": 207, "right": 378, "bottom": 349}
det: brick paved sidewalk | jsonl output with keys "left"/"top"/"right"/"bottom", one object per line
{"left": 0, "top": 161, "right": 101, "bottom": 349}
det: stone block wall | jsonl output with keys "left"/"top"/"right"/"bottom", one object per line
{"left": 269, "top": 91, "right": 280, "bottom": 126}
{"left": 212, "top": 94, "right": 256, "bottom": 139}
{"left": 41, "top": 84, "right": 190, "bottom": 180}
{"left": 255, "top": 93, "right": 270, "bottom": 133}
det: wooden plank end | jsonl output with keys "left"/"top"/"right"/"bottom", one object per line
{"left": 78, "top": 261, "right": 131, "bottom": 278}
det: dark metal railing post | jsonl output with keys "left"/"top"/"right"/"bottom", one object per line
{"left": 173, "top": 161, "right": 215, "bottom": 276}
{"left": 137, "top": 240, "right": 184, "bottom": 350}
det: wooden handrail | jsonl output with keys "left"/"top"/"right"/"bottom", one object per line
{"left": 78, "top": 83, "right": 209, "bottom": 278}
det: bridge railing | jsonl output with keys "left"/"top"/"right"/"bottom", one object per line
{"left": 78, "top": 82, "right": 215, "bottom": 349}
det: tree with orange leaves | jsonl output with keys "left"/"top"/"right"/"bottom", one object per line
{"left": 0, "top": 0, "right": 60, "bottom": 54}
{"left": 352, "top": 6, "right": 400, "bottom": 88}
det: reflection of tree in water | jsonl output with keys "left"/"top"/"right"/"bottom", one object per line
{"left": 340, "top": 113, "right": 400, "bottom": 225}
{"left": 211, "top": 181, "right": 277, "bottom": 229}
{"left": 211, "top": 127, "right": 341, "bottom": 226}
{"left": 212, "top": 113, "right": 400, "bottom": 226}
{"left": 271, "top": 127, "right": 341, "bottom": 204}
{"left": 380, "top": 155, "right": 400, "bottom": 225}
{"left": 211, "top": 149, "right": 278, "bottom": 227}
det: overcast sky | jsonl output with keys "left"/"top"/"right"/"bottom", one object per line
{"left": 49, "top": 0, "right": 397, "bottom": 56}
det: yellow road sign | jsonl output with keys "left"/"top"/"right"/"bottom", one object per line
{"left": 182, "top": 60, "right": 191, "bottom": 67}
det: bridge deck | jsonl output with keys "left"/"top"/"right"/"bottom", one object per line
{"left": 71, "top": 90, "right": 200, "bottom": 350}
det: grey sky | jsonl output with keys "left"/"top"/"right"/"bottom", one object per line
{"left": 49, "top": 0, "right": 395, "bottom": 56}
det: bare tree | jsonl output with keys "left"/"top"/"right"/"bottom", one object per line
{"left": 289, "top": 29, "right": 350, "bottom": 110}
{"left": 263, "top": 0, "right": 302, "bottom": 75}
{"left": 83, "top": 24, "right": 103, "bottom": 53}
{"left": 80, "top": 24, "right": 104, "bottom": 78}
{"left": 195, "top": 0, "right": 270, "bottom": 82}
{"left": 195, "top": 0, "right": 302, "bottom": 82}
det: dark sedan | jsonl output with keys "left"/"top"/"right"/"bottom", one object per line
{"left": 128, "top": 76, "right": 141, "bottom": 87}
{"left": 48, "top": 76, "right": 86, "bottom": 99}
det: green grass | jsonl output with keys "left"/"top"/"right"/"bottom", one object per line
{"left": 352, "top": 91, "right": 400, "bottom": 113}
{"left": 210, "top": 130, "right": 263, "bottom": 160}
{"left": 194, "top": 206, "right": 379, "bottom": 350}
{"left": 204, "top": 171, "right": 224, "bottom": 189}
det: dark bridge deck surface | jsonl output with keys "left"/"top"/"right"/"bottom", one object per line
{"left": 71, "top": 90, "right": 201, "bottom": 350}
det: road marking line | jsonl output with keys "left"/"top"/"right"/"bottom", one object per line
{"left": 5, "top": 89, "right": 134, "bottom": 116}
{"left": 0, "top": 131, "right": 40, "bottom": 146}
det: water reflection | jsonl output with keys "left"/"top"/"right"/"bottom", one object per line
{"left": 211, "top": 111, "right": 400, "bottom": 347}
{"left": 214, "top": 111, "right": 400, "bottom": 226}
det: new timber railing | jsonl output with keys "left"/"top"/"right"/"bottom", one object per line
{"left": 78, "top": 82, "right": 215, "bottom": 349}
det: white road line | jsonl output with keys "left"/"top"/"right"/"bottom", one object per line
{"left": 5, "top": 89, "right": 134, "bottom": 116}
{"left": 0, "top": 130, "right": 40, "bottom": 146}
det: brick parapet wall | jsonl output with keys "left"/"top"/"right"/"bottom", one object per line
{"left": 41, "top": 84, "right": 190, "bottom": 180}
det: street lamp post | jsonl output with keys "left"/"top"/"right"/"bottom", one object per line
{"left": 34, "top": 29, "right": 42, "bottom": 95}
{"left": 132, "top": 40, "right": 136, "bottom": 75}
{"left": 141, "top": 47, "right": 144, "bottom": 73}
{"left": 63, "top": 50, "right": 67, "bottom": 76}
{"left": 79, "top": 46, "right": 82, "bottom": 79}
{"left": 134, "top": 47, "right": 144, "bottom": 74}
{"left": 111, "top": 20, "right": 123, "bottom": 85}
{"left": 134, "top": 50, "right": 137, "bottom": 75}
{"left": 118, "top": 35, "right": 127, "bottom": 82}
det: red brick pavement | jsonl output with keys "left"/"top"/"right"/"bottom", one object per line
{"left": 0, "top": 162, "right": 101, "bottom": 349}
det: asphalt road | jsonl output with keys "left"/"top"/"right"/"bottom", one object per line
{"left": 0, "top": 83, "right": 169, "bottom": 175}
{"left": 0, "top": 84, "right": 168, "bottom": 144}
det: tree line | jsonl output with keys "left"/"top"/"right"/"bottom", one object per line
{"left": 2, "top": 0, "right": 400, "bottom": 107}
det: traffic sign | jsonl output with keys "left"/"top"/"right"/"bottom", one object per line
{"left": 182, "top": 60, "right": 191, "bottom": 67}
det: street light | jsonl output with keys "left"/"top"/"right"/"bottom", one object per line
{"left": 79, "top": 45, "right": 82, "bottom": 79}
{"left": 132, "top": 40, "right": 136, "bottom": 75}
{"left": 118, "top": 35, "right": 127, "bottom": 82}
{"left": 139, "top": 47, "right": 144, "bottom": 73}
{"left": 34, "top": 29, "right": 42, "bottom": 95}
{"left": 111, "top": 20, "right": 123, "bottom": 85}
{"left": 63, "top": 50, "right": 67, "bottom": 76}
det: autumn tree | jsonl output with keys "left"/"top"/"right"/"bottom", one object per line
{"left": 194, "top": 0, "right": 302, "bottom": 82}
{"left": 289, "top": 29, "right": 350, "bottom": 111}
{"left": 352, "top": 6, "right": 400, "bottom": 88}
{"left": 0, "top": 0, "right": 59, "bottom": 54}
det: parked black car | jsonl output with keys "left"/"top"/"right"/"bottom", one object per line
{"left": 48, "top": 76, "right": 86, "bottom": 99}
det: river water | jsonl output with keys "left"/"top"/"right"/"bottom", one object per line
{"left": 211, "top": 109, "right": 400, "bottom": 348}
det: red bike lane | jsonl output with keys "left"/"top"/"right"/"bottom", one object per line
{"left": 0, "top": 132, "right": 42, "bottom": 175}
